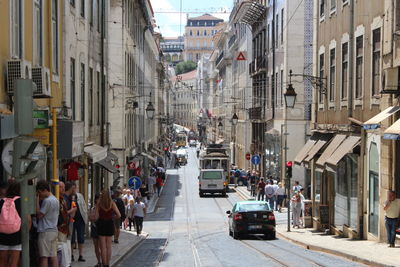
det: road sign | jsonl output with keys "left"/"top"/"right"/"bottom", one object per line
{"left": 245, "top": 153, "right": 251, "bottom": 160}
{"left": 236, "top": 51, "right": 246, "bottom": 61}
{"left": 128, "top": 176, "right": 142, "bottom": 190}
{"left": 251, "top": 155, "right": 261, "bottom": 165}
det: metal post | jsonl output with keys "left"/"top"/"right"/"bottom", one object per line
{"left": 20, "top": 178, "right": 29, "bottom": 267}
{"left": 52, "top": 108, "right": 59, "bottom": 199}
{"left": 284, "top": 121, "right": 290, "bottom": 232}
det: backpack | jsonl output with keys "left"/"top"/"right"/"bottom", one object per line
{"left": 0, "top": 196, "right": 21, "bottom": 234}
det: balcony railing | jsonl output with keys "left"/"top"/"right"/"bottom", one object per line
{"left": 249, "top": 107, "right": 262, "bottom": 120}
{"left": 216, "top": 51, "right": 224, "bottom": 66}
{"left": 249, "top": 61, "right": 255, "bottom": 75}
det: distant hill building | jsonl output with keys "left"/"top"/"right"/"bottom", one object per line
{"left": 160, "top": 36, "right": 184, "bottom": 66}
{"left": 184, "top": 14, "right": 224, "bottom": 62}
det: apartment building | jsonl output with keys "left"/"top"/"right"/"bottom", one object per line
{"left": 108, "top": 0, "right": 161, "bottom": 184}
{"left": 171, "top": 70, "right": 197, "bottom": 130}
{"left": 184, "top": 14, "right": 224, "bottom": 62}
{"left": 160, "top": 36, "right": 184, "bottom": 66}
{"left": 232, "top": 0, "right": 313, "bottom": 184}
{"left": 0, "top": 0, "right": 63, "bottom": 181}
{"left": 294, "top": 0, "right": 384, "bottom": 240}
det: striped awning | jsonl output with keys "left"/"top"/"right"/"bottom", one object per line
{"left": 363, "top": 106, "right": 400, "bottom": 130}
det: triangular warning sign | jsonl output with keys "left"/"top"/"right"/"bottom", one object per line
{"left": 236, "top": 51, "right": 246, "bottom": 61}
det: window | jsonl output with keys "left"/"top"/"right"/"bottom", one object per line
{"left": 319, "top": 53, "right": 324, "bottom": 103}
{"left": 10, "top": 0, "right": 22, "bottom": 58}
{"left": 356, "top": 36, "right": 363, "bottom": 98}
{"left": 52, "top": 0, "right": 58, "bottom": 73}
{"left": 276, "top": 14, "right": 279, "bottom": 47}
{"left": 281, "top": 9, "right": 284, "bottom": 44}
{"left": 89, "top": 67, "right": 93, "bottom": 126}
{"left": 280, "top": 70, "right": 284, "bottom": 106}
{"left": 341, "top": 42, "right": 348, "bottom": 100}
{"left": 71, "top": 58, "right": 76, "bottom": 119}
{"left": 80, "top": 63, "right": 85, "bottom": 121}
{"left": 80, "top": 0, "right": 85, "bottom": 17}
{"left": 33, "top": 0, "right": 43, "bottom": 66}
{"left": 329, "top": 48, "right": 336, "bottom": 102}
{"left": 330, "top": 0, "right": 336, "bottom": 11}
{"left": 320, "top": 0, "right": 325, "bottom": 18}
{"left": 90, "top": 0, "right": 94, "bottom": 26}
{"left": 372, "top": 28, "right": 381, "bottom": 96}
{"left": 204, "top": 30, "right": 207, "bottom": 36}
{"left": 70, "top": 0, "right": 75, "bottom": 7}
{"left": 190, "top": 30, "right": 192, "bottom": 36}
{"left": 97, "top": 0, "right": 101, "bottom": 32}
{"left": 97, "top": 71, "right": 100, "bottom": 125}
{"left": 267, "top": 24, "right": 270, "bottom": 51}
{"left": 197, "top": 30, "right": 199, "bottom": 36}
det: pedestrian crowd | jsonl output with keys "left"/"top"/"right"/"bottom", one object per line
{"left": 0, "top": 164, "right": 167, "bottom": 267}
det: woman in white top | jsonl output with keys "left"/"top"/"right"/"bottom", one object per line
{"left": 276, "top": 183, "right": 286, "bottom": 212}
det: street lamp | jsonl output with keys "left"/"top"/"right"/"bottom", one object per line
{"left": 218, "top": 121, "right": 223, "bottom": 131}
{"left": 145, "top": 101, "right": 155, "bottom": 120}
{"left": 231, "top": 113, "right": 238, "bottom": 126}
{"left": 284, "top": 83, "right": 297, "bottom": 108}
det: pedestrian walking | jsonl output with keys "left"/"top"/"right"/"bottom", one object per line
{"left": 95, "top": 189, "right": 121, "bottom": 267}
{"left": 293, "top": 181, "right": 302, "bottom": 193}
{"left": 383, "top": 190, "right": 400, "bottom": 247}
{"left": 36, "top": 180, "right": 60, "bottom": 267}
{"left": 249, "top": 171, "right": 257, "bottom": 197}
{"left": 257, "top": 178, "right": 266, "bottom": 201}
{"left": 299, "top": 188, "right": 306, "bottom": 227}
{"left": 291, "top": 191, "right": 302, "bottom": 228}
{"left": 0, "top": 181, "right": 29, "bottom": 267}
{"left": 133, "top": 197, "right": 147, "bottom": 236}
{"left": 63, "top": 182, "right": 77, "bottom": 262}
{"left": 156, "top": 175, "right": 163, "bottom": 197}
{"left": 112, "top": 189, "right": 125, "bottom": 243}
{"left": 71, "top": 188, "right": 88, "bottom": 262}
{"left": 57, "top": 182, "right": 71, "bottom": 267}
{"left": 276, "top": 183, "right": 286, "bottom": 212}
{"left": 89, "top": 193, "right": 102, "bottom": 267}
{"left": 265, "top": 181, "right": 276, "bottom": 210}
{"left": 126, "top": 199, "right": 135, "bottom": 231}
{"left": 272, "top": 181, "right": 279, "bottom": 211}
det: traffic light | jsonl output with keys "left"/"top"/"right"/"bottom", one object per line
{"left": 286, "top": 161, "right": 293, "bottom": 179}
{"left": 12, "top": 137, "right": 40, "bottom": 179}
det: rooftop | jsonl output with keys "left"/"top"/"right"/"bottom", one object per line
{"left": 188, "top": 13, "right": 224, "bottom": 21}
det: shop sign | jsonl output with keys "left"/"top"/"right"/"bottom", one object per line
{"left": 33, "top": 110, "right": 49, "bottom": 129}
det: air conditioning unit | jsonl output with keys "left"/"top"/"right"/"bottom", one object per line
{"left": 6, "top": 59, "right": 31, "bottom": 94}
{"left": 382, "top": 67, "right": 400, "bottom": 94}
{"left": 32, "top": 67, "right": 51, "bottom": 97}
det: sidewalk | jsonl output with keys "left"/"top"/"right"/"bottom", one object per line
{"left": 147, "top": 171, "right": 170, "bottom": 214}
{"left": 234, "top": 186, "right": 400, "bottom": 267}
{"left": 72, "top": 230, "right": 147, "bottom": 267}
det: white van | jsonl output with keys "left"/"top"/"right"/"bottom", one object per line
{"left": 199, "top": 169, "right": 226, "bottom": 197}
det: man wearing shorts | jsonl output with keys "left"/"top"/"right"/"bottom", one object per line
{"left": 36, "top": 180, "right": 60, "bottom": 267}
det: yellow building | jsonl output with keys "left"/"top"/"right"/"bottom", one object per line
{"left": 0, "top": 0, "right": 63, "bottom": 179}
{"left": 184, "top": 14, "right": 224, "bottom": 62}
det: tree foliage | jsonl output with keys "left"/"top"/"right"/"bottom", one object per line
{"left": 175, "top": 61, "right": 197, "bottom": 75}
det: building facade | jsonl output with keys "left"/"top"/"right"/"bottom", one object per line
{"left": 293, "top": 0, "right": 385, "bottom": 240}
{"left": 160, "top": 36, "right": 184, "bottom": 66}
{"left": 184, "top": 14, "right": 224, "bottom": 62}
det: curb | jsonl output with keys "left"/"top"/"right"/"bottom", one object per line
{"left": 276, "top": 231, "right": 394, "bottom": 267}
{"left": 111, "top": 233, "right": 149, "bottom": 267}
{"left": 147, "top": 173, "right": 170, "bottom": 214}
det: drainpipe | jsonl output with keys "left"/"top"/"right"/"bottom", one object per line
{"left": 348, "top": 0, "right": 354, "bottom": 118}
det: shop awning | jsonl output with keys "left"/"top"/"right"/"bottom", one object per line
{"left": 316, "top": 135, "right": 347, "bottom": 167}
{"left": 294, "top": 139, "right": 316, "bottom": 164}
{"left": 326, "top": 136, "right": 360, "bottom": 166}
{"left": 141, "top": 152, "right": 156, "bottom": 163}
{"left": 96, "top": 153, "right": 118, "bottom": 173}
{"left": 84, "top": 144, "right": 107, "bottom": 163}
{"left": 384, "top": 119, "right": 400, "bottom": 140}
{"left": 363, "top": 106, "right": 400, "bottom": 130}
{"left": 303, "top": 139, "right": 329, "bottom": 163}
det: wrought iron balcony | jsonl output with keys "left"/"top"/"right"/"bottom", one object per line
{"left": 249, "top": 107, "right": 262, "bottom": 120}
{"left": 231, "top": 1, "right": 267, "bottom": 25}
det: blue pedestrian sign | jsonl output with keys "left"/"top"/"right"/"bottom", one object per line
{"left": 251, "top": 155, "right": 261, "bottom": 165}
{"left": 128, "top": 176, "right": 142, "bottom": 190}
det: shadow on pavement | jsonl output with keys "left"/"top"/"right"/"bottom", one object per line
{"left": 116, "top": 238, "right": 168, "bottom": 267}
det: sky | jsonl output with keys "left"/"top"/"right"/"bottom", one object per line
{"left": 150, "top": 0, "right": 233, "bottom": 37}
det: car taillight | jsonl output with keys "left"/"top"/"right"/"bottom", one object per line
{"left": 233, "top": 214, "right": 243, "bottom": 221}
{"left": 268, "top": 214, "right": 275, "bottom": 221}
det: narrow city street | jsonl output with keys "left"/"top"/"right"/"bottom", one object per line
{"left": 117, "top": 148, "right": 364, "bottom": 267}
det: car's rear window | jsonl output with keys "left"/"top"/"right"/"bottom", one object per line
{"left": 238, "top": 203, "right": 271, "bottom": 212}
{"left": 202, "top": 171, "right": 222, "bottom": 179}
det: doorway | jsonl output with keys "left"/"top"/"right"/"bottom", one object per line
{"left": 368, "top": 142, "right": 379, "bottom": 236}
